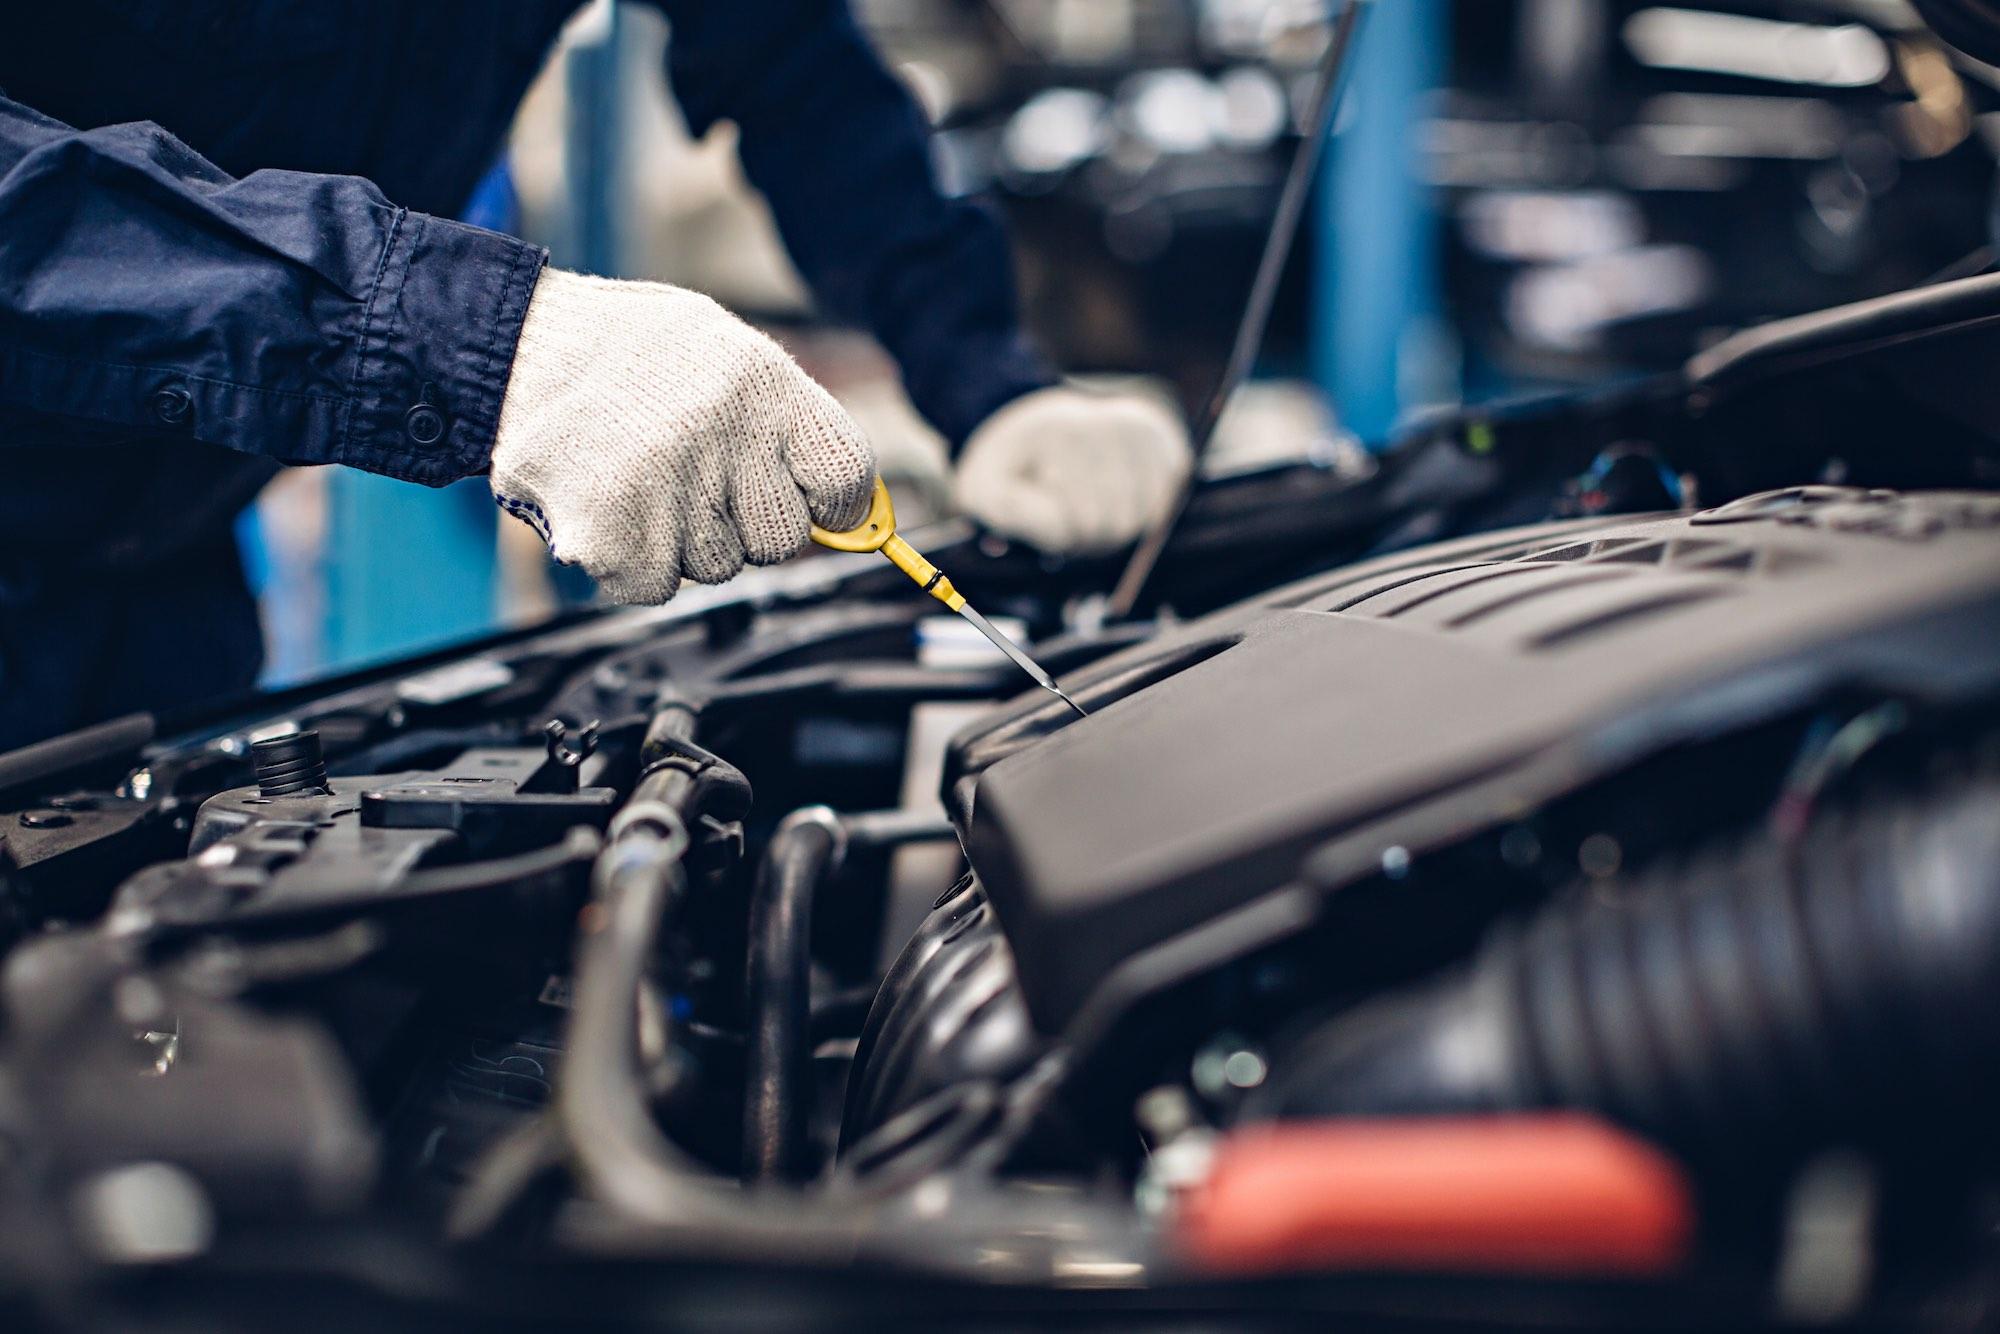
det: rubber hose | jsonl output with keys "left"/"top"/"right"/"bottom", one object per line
{"left": 742, "top": 808, "right": 844, "bottom": 1182}
{"left": 1254, "top": 768, "right": 2000, "bottom": 1164}
{"left": 744, "top": 808, "right": 957, "bottom": 1180}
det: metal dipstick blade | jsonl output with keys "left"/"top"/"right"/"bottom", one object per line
{"left": 1050, "top": 687, "right": 1090, "bottom": 720}
{"left": 955, "top": 604, "right": 1088, "bottom": 718}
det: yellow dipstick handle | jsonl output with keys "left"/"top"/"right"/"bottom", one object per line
{"left": 814, "top": 479, "right": 1088, "bottom": 719}
{"left": 810, "top": 478, "right": 965, "bottom": 611}
{"left": 880, "top": 534, "right": 967, "bottom": 612}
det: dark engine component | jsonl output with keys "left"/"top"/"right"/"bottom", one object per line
{"left": 1251, "top": 754, "right": 2000, "bottom": 1171}
{"left": 7, "top": 475, "right": 2000, "bottom": 1324}
{"left": 948, "top": 489, "right": 2000, "bottom": 1045}
{"left": 1911, "top": 0, "right": 2000, "bottom": 65}
{"left": 247, "top": 729, "right": 330, "bottom": 799}
{"left": 110, "top": 739, "right": 615, "bottom": 942}
{"left": 844, "top": 876, "right": 1043, "bottom": 1150}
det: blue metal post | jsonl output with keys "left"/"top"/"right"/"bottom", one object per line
{"left": 536, "top": 0, "right": 636, "bottom": 606}
{"left": 324, "top": 475, "right": 502, "bottom": 666}
{"left": 1314, "top": 0, "right": 1447, "bottom": 446}
{"left": 565, "top": 0, "right": 630, "bottom": 276}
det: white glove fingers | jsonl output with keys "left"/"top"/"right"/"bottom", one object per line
{"left": 729, "top": 449, "right": 813, "bottom": 566}
{"left": 953, "top": 385, "right": 1193, "bottom": 557}
{"left": 1141, "top": 417, "right": 1193, "bottom": 520}
{"left": 1051, "top": 463, "right": 1114, "bottom": 552}
{"left": 682, "top": 519, "right": 746, "bottom": 586}
{"left": 1036, "top": 439, "right": 1127, "bottom": 554}
{"left": 596, "top": 566, "right": 676, "bottom": 605}
{"left": 964, "top": 465, "right": 1079, "bottom": 551}
{"left": 593, "top": 535, "right": 679, "bottom": 603}
{"left": 679, "top": 440, "right": 745, "bottom": 586}
{"left": 952, "top": 424, "right": 1041, "bottom": 546}
{"left": 490, "top": 268, "right": 880, "bottom": 604}
{"left": 1091, "top": 434, "right": 1149, "bottom": 544}
{"left": 593, "top": 499, "right": 684, "bottom": 604}
{"left": 784, "top": 388, "right": 877, "bottom": 532}
{"left": 1077, "top": 440, "right": 1143, "bottom": 551}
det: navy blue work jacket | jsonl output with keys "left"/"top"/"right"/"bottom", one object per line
{"left": 0, "top": 1, "right": 1049, "bottom": 746}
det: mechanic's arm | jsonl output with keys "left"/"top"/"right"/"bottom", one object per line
{"left": 659, "top": 0, "right": 1190, "bottom": 554}
{"left": 0, "top": 93, "right": 874, "bottom": 602}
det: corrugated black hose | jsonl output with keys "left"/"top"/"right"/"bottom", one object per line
{"left": 1251, "top": 762, "right": 2000, "bottom": 1168}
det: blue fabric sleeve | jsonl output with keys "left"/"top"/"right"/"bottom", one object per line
{"left": 0, "top": 93, "right": 546, "bottom": 485}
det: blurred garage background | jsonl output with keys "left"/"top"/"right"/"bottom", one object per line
{"left": 246, "top": 0, "right": 1995, "bottom": 682}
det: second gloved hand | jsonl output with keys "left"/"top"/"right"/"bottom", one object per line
{"left": 953, "top": 385, "right": 1192, "bottom": 556}
{"left": 490, "top": 268, "right": 877, "bottom": 603}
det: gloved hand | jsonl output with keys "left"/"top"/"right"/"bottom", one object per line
{"left": 953, "top": 385, "right": 1192, "bottom": 555}
{"left": 490, "top": 268, "right": 877, "bottom": 603}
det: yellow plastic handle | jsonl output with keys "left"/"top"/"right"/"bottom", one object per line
{"left": 882, "top": 534, "right": 966, "bottom": 612}
{"left": 809, "top": 478, "right": 897, "bottom": 553}
{"left": 809, "top": 479, "right": 965, "bottom": 611}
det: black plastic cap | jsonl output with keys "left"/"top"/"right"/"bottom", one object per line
{"left": 251, "top": 730, "right": 331, "bottom": 798}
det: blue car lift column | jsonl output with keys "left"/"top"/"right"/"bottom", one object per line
{"left": 1314, "top": 0, "right": 1447, "bottom": 446}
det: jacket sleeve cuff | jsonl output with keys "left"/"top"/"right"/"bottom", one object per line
{"left": 337, "top": 212, "right": 547, "bottom": 486}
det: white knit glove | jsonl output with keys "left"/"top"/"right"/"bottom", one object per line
{"left": 953, "top": 385, "right": 1192, "bottom": 555}
{"left": 489, "top": 268, "right": 876, "bottom": 603}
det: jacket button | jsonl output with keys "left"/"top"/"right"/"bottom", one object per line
{"left": 151, "top": 386, "right": 194, "bottom": 427}
{"left": 405, "top": 403, "right": 448, "bottom": 445}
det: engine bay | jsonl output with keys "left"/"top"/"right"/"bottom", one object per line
{"left": 5, "top": 275, "right": 2000, "bottom": 1329}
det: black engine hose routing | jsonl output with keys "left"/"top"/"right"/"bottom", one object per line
{"left": 552, "top": 804, "right": 1148, "bottom": 1275}
{"left": 744, "top": 807, "right": 954, "bottom": 1182}
{"left": 1252, "top": 764, "right": 2000, "bottom": 1166}
{"left": 744, "top": 808, "right": 846, "bottom": 1183}
{"left": 554, "top": 693, "right": 754, "bottom": 1224}
{"left": 630, "top": 702, "right": 752, "bottom": 823}
{"left": 464, "top": 676, "right": 1152, "bottom": 1274}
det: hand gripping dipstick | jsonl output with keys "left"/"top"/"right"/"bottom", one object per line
{"left": 811, "top": 480, "right": 1088, "bottom": 719}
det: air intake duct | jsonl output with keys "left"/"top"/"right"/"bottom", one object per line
{"left": 1251, "top": 764, "right": 2000, "bottom": 1167}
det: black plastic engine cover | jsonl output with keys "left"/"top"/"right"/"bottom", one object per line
{"left": 949, "top": 489, "right": 2000, "bottom": 1037}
